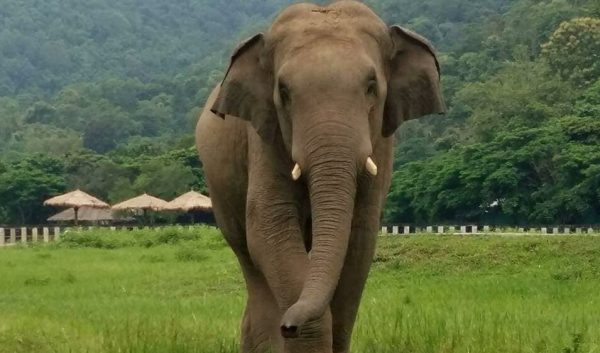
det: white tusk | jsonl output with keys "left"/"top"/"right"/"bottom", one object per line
{"left": 292, "top": 163, "right": 302, "bottom": 181}
{"left": 366, "top": 157, "right": 378, "bottom": 176}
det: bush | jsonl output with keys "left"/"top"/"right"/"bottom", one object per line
{"left": 57, "top": 226, "right": 225, "bottom": 249}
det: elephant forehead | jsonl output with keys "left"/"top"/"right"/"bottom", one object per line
{"left": 278, "top": 44, "right": 374, "bottom": 85}
{"left": 267, "top": 1, "right": 390, "bottom": 55}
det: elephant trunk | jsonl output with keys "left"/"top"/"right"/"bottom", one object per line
{"left": 281, "top": 135, "right": 360, "bottom": 337}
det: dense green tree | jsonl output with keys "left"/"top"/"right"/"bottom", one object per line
{"left": 0, "top": 0, "right": 599, "bottom": 225}
{"left": 0, "top": 156, "right": 66, "bottom": 224}
{"left": 541, "top": 17, "right": 600, "bottom": 87}
{"left": 4, "top": 124, "right": 83, "bottom": 158}
{"left": 132, "top": 159, "right": 197, "bottom": 201}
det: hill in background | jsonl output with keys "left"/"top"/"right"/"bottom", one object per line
{"left": 0, "top": 0, "right": 598, "bottom": 225}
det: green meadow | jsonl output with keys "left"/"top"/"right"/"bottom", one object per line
{"left": 1, "top": 227, "right": 599, "bottom": 353}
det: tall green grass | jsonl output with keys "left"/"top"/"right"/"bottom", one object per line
{"left": 1, "top": 228, "right": 599, "bottom": 353}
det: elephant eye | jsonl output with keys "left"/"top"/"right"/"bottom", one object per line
{"left": 366, "top": 79, "right": 378, "bottom": 97}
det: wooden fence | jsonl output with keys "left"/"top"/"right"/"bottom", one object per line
{"left": 1, "top": 225, "right": 598, "bottom": 247}
{"left": 380, "top": 225, "right": 598, "bottom": 236}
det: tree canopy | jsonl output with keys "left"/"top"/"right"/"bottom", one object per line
{"left": 0, "top": 0, "right": 598, "bottom": 225}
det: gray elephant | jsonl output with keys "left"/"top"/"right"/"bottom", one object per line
{"left": 196, "top": 1, "right": 445, "bottom": 352}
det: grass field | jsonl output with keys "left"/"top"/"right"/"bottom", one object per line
{"left": 1, "top": 227, "right": 599, "bottom": 353}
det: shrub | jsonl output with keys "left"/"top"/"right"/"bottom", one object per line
{"left": 56, "top": 226, "right": 224, "bottom": 250}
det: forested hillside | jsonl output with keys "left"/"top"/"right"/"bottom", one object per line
{"left": 0, "top": 0, "right": 598, "bottom": 225}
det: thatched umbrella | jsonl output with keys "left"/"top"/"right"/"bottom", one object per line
{"left": 165, "top": 190, "right": 212, "bottom": 224}
{"left": 112, "top": 193, "right": 168, "bottom": 224}
{"left": 165, "top": 191, "right": 212, "bottom": 212}
{"left": 44, "top": 189, "right": 109, "bottom": 225}
{"left": 48, "top": 207, "right": 133, "bottom": 223}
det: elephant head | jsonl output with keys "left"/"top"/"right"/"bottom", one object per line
{"left": 210, "top": 1, "right": 445, "bottom": 337}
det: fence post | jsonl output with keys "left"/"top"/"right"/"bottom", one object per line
{"left": 0, "top": 228, "right": 4, "bottom": 246}
{"left": 43, "top": 228, "right": 50, "bottom": 243}
{"left": 21, "top": 227, "right": 27, "bottom": 244}
{"left": 403, "top": 226, "right": 410, "bottom": 235}
{"left": 541, "top": 227, "right": 547, "bottom": 235}
{"left": 460, "top": 226, "right": 466, "bottom": 234}
{"left": 381, "top": 226, "right": 388, "bottom": 235}
{"left": 32, "top": 228, "right": 38, "bottom": 242}
{"left": 472, "top": 226, "right": 478, "bottom": 234}
{"left": 553, "top": 227, "right": 559, "bottom": 235}
{"left": 564, "top": 227, "right": 570, "bottom": 235}
{"left": 10, "top": 228, "right": 16, "bottom": 244}
{"left": 426, "top": 226, "right": 433, "bottom": 233}
{"left": 392, "top": 226, "right": 399, "bottom": 235}
{"left": 576, "top": 228, "right": 582, "bottom": 234}
{"left": 483, "top": 226, "right": 490, "bottom": 233}
{"left": 437, "top": 226, "right": 444, "bottom": 234}
{"left": 54, "top": 227, "right": 61, "bottom": 241}
{"left": 588, "top": 227, "right": 594, "bottom": 234}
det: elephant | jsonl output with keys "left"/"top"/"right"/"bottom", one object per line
{"left": 195, "top": 1, "right": 445, "bottom": 352}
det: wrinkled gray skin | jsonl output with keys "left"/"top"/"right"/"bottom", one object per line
{"left": 196, "top": 1, "right": 445, "bottom": 352}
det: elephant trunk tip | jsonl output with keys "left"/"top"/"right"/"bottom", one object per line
{"left": 280, "top": 324, "right": 300, "bottom": 339}
{"left": 279, "top": 300, "right": 314, "bottom": 338}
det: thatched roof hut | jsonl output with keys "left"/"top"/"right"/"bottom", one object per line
{"left": 165, "top": 191, "right": 212, "bottom": 212}
{"left": 44, "top": 189, "right": 110, "bottom": 225}
{"left": 44, "top": 189, "right": 109, "bottom": 209}
{"left": 48, "top": 207, "right": 133, "bottom": 223}
{"left": 112, "top": 193, "right": 168, "bottom": 211}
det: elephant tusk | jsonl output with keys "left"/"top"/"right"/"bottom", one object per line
{"left": 291, "top": 163, "right": 302, "bottom": 181}
{"left": 366, "top": 157, "right": 378, "bottom": 176}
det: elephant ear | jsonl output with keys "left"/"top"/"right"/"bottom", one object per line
{"left": 383, "top": 26, "right": 446, "bottom": 137}
{"left": 211, "top": 33, "right": 278, "bottom": 142}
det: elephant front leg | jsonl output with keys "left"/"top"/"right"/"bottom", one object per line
{"left": 330, "top": 180, "right": 386, "bottom": 353}
{"left": 330, "top": 223, "right": 378, "bottom": 353}
{"left": 237, "top": 257, "right": 282, "bottom": 353}
{"left": 246, "top": 193, "right": 333, "bottom": 353}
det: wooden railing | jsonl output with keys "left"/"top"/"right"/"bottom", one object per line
{"left": 1, "top": 225, "right": 598, "bottom": 247}
{"left": 380, "top": 225, "right": 598, "bottom": 235}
